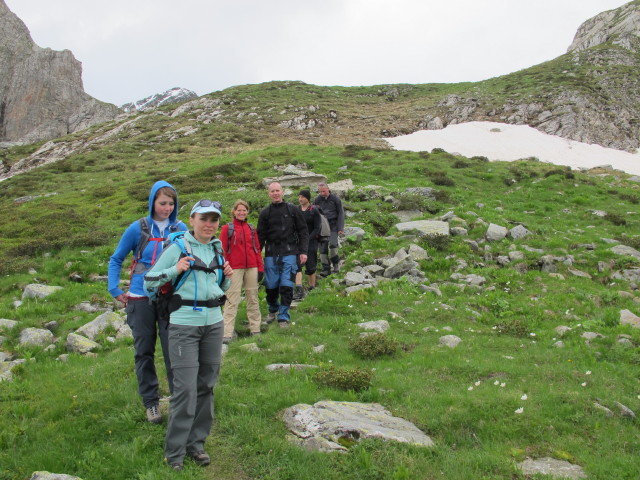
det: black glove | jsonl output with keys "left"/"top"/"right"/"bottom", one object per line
{"left": 258, "top": 271, "right": 264, "bottom": 284}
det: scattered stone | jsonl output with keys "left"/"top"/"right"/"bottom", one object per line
{"left": 554, "top": 326, "right": 572, "bottom": 336}
{"left": 0, "top": 319, "right": 18, "bottom": 330}
{"left": 568, "top": 268, "right": 592, "bottom": 279}
{"left": 593, "top": 401, "right": 614, "bottom": 417}
{"left": 614, "top": 401, "right": 636, "bottom": 418}
{"left": 19, "top": 328, "right": 54, "bottom": 347}
{"left": 313, "top": 345, "right": 325, "bottom": 354}
{"left": 265, "top": 364, "right": 318, "bottom": 372}
{"left": 439, "top": 335, "right": 462, "bottom": 348}
{"left": 75, "top": 311, "right": 126, "bottom": 340}
{"left": 21, "top": 284, "right": 63, "bottom": 300}
{"left": 509, "top": 224, "right": 531, "bottom": 240}
{"left": 610, "top": 244, "right": 640, "bottom": 259}
{"left": 485, "top": 223, "right": 508, "bottom": 242}
{"left": 65, "top": 333, "right": 100, "bottom": 354}
{"left": 283, "top": 401, "right": 434, "bottom": 452}
{"left": 239, "top": 343, "right": 260, "bottom": 353}
{"left": 582, "top": 332, "right": 603, "bottom": 340}
{"left": 518, "top": 457, "right": 586, "bottom": 479}
{"left": 395, "top": 220, "right": 449, "bottom": 236}
{"left": 420, "top": 285, "right": 442, "bottom": 296}
{"left": 29, "top": 472, "right": 83, "bottom": 480}
{"left": 357, "top": 320, "right": 389, "bottom": 333}
{"left": 619, "top": 309, "right": 640, "bottom": 328}
{"left": 553, "top": 341, "right": 565, "bottom": 348}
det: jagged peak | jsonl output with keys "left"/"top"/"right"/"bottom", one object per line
{"left": 121, "top": 87, "right": 199, "bottom": 113}
{"left": 567, "top": 1, "right": 640, "bottom": 52}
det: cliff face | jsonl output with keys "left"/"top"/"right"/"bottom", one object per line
{"left": 0, "top": 0, "right": 120, "bottom": 144}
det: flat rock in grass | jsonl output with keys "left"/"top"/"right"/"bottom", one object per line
{"left": 283, "top": 401, "right": 434, "bottom": 453}
{"left": 0, "top": 319, "right": 18, "bottom": 330}
{"left": 76, "top": 311, "right": 126, "bottom": 340}
{"left": 265, "top": 363, "right": 318, "bottom": 372}
{"left": 485, "top": 223, "right": 508, "bottom": 242}
{"left": 439, "top": 335, "right": 462, "bottom": 348}
{"left": 19, "top": 328, "right": 54, "bottom": 347}
{"left": 610, "top": 244, "right": 640, "bottom": 259}
{"left": 395, "top": 220, "right": 449, "bottom": 236}
{"left": 619, "top": 309, "right": 640, "bottom": 328}
{"left": 29, "top": 472, "right": 83, "bottom": 480}
{"left": 22, "top": 284, "right": 63, "bottom": 300}
{"left": 568, "top": 268, "right": 592, "bottom": 279}
{"left": 65, "top": 333, "right": 100, "bottom": 354}
{"left": 357, "top": 320, "right": 389, "bottom": 333}
{"left": 518, "top": 457, "right": 586, "bottom": 479}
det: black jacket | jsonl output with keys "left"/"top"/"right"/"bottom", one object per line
{"left": 257, "top": 202, "right": 309, "bottom": 257}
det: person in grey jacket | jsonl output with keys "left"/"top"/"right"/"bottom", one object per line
{"left": 313, "top": 182, "right": 344, "bottom": 276}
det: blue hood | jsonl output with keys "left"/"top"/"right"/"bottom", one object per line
{"left": 148, "top": 180, "right": 179, "bottom": 224}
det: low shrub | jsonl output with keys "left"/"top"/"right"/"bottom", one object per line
{"left": 313, "top": 366, "right": 373, "bottom": 392}
{"left": 421, "top": 234, "right": 451, "bottom": 251}
{"left": 349, "top": 333, "right": 399, "bottom": 359}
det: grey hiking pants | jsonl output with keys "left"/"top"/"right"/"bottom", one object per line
{"left": 165, "top": 322, "right": 223, "bottom": 464}
{"left": 125, "top": 298, "right": 173, "bottom": 408}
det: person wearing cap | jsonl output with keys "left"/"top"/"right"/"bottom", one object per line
{"left": 293, "top": 189, "right": 323, "bottom": 299}
{"left": 108, "top": 180, "right": 187, "bottom": 424}
{"left": 257, "top": 182, "right": 309, "bottom": 327}
{"left": 144, "top": 199, "right": 233, "bottom": 472}
{"left": 314, "top": 182, "right": 345, "bottom": 276}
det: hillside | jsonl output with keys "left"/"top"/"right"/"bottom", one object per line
{"left": 0, "top": 3, "right": 639, "bottom": 480}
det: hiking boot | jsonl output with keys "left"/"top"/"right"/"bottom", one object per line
{"left": 266, "top": 311, "right": 277, "bottom": 324}
{"left": 332, "top": 264, "right": 340, "bottom": 274}
{"left": 278, "top": 321, "right": 290, "bottom": 328}
{"left": 169, "top": 462, "right": 184, "bottom": 471}
{"left": 292, "top": 285, "right": 306, "bottom": 300}
{"left": 146, "top": 405, "right": 162, "bottom": 424}
{"left": 187, "top": 450, "right": 211, "bottom": 467}
{"left": 319, "top": 267, "right": 331, "bottom": 278}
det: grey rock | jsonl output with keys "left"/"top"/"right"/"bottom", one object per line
{"left": 553, "top": 341, "right": 565, "bottom": 348}
{"left": 283, "top": 401, "right": 434, "bottom": 452}
{"left": 420, "top": 285, "right": 442, "bottom": 297}
{"left": 405, "top": 187, "right": 435, "bottom": 198}
{"left": 439, "top": 335, "right": 462, "bottom": 348}
{"left": 265, "top": 364, "right": 318, "bottom": 372}
{"left": 343, "top": 226, "right": 366, "bottom": 242}
{"left": 407, "top": 244, "right": 430, "bottom": 261}
{"left": 449, "top": 273, "right": 486, "bottom": 286}
{"left": 384, "top": 258, "right": 418, "bottom": 279}
{"left": 19, "top": 328, "right": 54, "bottom": 347}
{"left": 395, "top": 220, "right": 449, "bottom": 236}
{"left": 614, "top": 401, "right": 636, "bottom": 418}
{"left": 593, "top": 401, "right": 614, "bottom": 417}
{"left": 239, "top": 343, "right": 260, "bottom": 353}
{"left": 485, "top": 223, "right": 508, "bottom": 242}
{"left": 508, "top": 224, "right": 531, "bottom": 240}
{"left": 582, "top": 332, "right": 603, "bottom": 340}
{"left": 393, "top": 210, "right": 423, "bottom": 222}
{"left": 568, "top": 268, "right": 592, "bottom": 279}
{"left": 22, "top": 284, "right": 63, "bottom": 300}
{"left": 357, "top": 320, "right": 389, "bottom": 333}
{"left": 76, "top": 311, "right": 126, "bottom": 340}
{"left": 0, "top": 319, "right": 18, "bottom": 330}
{"left": 508, "top": 251, "right": 525, "bottom": 261}
{"left": 518, "top": 457, "right": 586, "bottom": 479}
{"left": 620, "top": 309, "right": 640, "bottom": 328}
{"left": 344, "top": 272, "right": 366, "bottom": 287}
{"left": 610, "top": 245, "right": 640, "bottom": 259}
{"left": 65, "top": 333, "right": 100, "bottom": 354}
{"left": 612, "top": 268, "right": 640, "bottom": 283}
{"left": 345, "top": 284, "right": 373, "bottom": 294}
{"left": 29, "top": 473, "right": 83, "bottom": 480}
{"left": 554, "top": 326, "right": 572, "bottom": 336}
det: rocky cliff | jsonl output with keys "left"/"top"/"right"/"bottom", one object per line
{"left": 0, "top": 0, "right": 120, "bottom": 144}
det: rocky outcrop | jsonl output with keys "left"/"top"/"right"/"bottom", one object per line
{"left": 0, "top": 1, "right": 119, "bottom": 144}
{"left": 567, "top": 1, "right": 640, "bottom": 52}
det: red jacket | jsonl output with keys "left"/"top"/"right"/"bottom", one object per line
{"left": 220, "top": 218, "right": 264, "bottom": 272}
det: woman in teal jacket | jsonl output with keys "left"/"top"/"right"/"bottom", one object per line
{"left": 144, "top": 200, "right": 233, "bottom": 471}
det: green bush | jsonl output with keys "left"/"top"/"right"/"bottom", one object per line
{"left": 605, "top": 212, "right": 627, "bottom": 226}
{"left": 313, "top": 366, "right": 373, "bottom": 392}
{"left": 349, "top": 333, "right": 399, "bottom": 359}
{"left": 421, "top": 234, "right": 451, "bottom": 251}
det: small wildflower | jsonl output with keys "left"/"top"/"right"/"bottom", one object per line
{"left": 475, "top": 381, "right": 481, "bottom": 386}
{"left": 500, "top": 382, "right": 506, "bottom": 388}
{"left": 514, "top": 407, "right": 524, "bottom": 414}
{"left": 586, "top": 370, "right": 592, "bottom": 375}
{"left": 494, "top": 380, "right": 500, "bottom": 386}
{"left": 468, "top": 386, "right": 474, "bottom": 391}
{"left": 529, "top": 332, "right": 536, "bottom": 337}
{"left": 521, "top": 394, "right": 528, "bottom": 400}
{"left": 581, "top": 382, "right": 587, "bottom": 387}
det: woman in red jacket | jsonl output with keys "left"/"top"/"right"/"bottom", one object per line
{"left": 220, "top": 200, "right": 264, "bottom": 343}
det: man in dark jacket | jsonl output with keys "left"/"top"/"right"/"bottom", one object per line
{"left": 313, "top": 182, "right": 344, "bottom": 276}
{"left": 257, "top": 182, "right": 309, "bottom": 327}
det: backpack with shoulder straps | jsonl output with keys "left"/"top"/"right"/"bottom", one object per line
{"left": 130, "top": 217, "right": 180, "bottom": 276}
{"left": 309, "top": 205, "right": 331, "bottom": 240}
{"left": 225, "top": 222, "right": 259, "bottom": 254}
{"left": 151, "top": 231, "right": 226, "bottom": 322}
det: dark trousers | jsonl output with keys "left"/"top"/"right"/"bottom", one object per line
{"left": 125, "top": 299, "right": 173, "bottom": 408}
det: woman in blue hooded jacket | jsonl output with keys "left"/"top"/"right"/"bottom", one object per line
{"left": 107, "top": 180, "right": 187, "bottom": 424}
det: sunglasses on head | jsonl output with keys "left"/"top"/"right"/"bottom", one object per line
{"left": 195, "top": 200, "right": 222, "bottom": 210}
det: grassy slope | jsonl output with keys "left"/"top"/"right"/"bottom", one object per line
{"left": 0, "top": 139, "right": 639, "bottom": 479}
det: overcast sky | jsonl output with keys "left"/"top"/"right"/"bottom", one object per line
{"left": 5, "top": 0, "right": 629, "bottom": 106}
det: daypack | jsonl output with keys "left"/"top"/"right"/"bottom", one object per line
{"left": 151, "top": 231, "right": 226, "bottom": 322}
{"left": 225, "top": 222, "right": 259, "bottom": 255}
{"left": 130, "top": 217, "right": 180, "bottom": 276}
{"left": 309, "top": 205, "right": 331, "bottom": 240}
